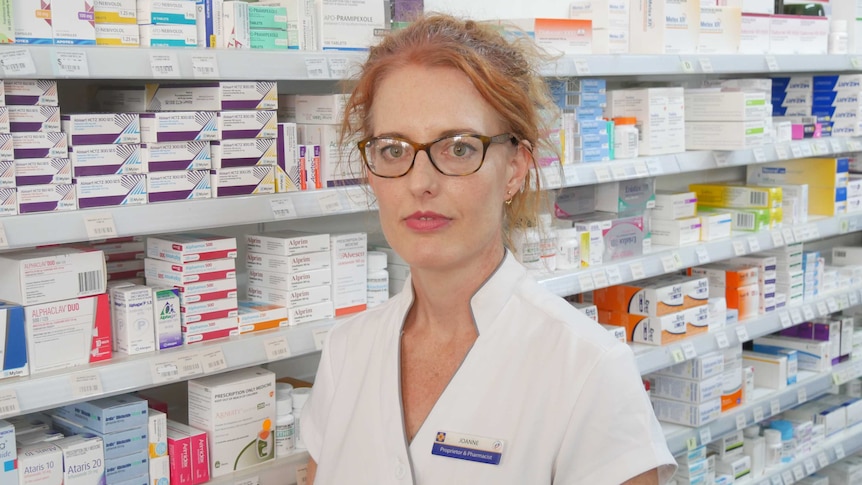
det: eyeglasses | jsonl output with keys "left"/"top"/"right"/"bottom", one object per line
{"left": 357, "top": 133, "right": 517, "bottom": 178}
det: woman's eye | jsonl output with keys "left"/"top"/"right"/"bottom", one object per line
{"left": 381, "top": 144, "right": 405, "bottom": 159}
{"left": 449, "top": 142, "right": 475, "bottom": 157}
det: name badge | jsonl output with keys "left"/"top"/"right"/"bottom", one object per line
{"left": 431, "top": 431, "right": 504, "bottom": 465}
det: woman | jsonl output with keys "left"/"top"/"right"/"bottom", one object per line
{"left": 302, "top": 14, "right": 676, "bottom": 484}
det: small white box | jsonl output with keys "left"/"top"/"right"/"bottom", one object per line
{"left": 140, "top": 112, "right": 220, "bottom": 143}
{"left": 0, "top": 188, "right": 15, "bottom": 217}
{"left": 684, "top": 89, "right": 768, "bottom": 121}
{"left": 70, "top": 144, "right": 144, "bottom": 176}
{"left": 13, "top": 158, "right": 70, "bottom": 186}
{"left": 685, "top": 120, "right": 764, "bottom": 150}
{"left": 16, "top": 184, "right": 76, "bottom": 214}
{"left": 5, "top": 80, "right": 57, "bottom": 107}
{"left": 145, "top": 83, "right": 221, "bottom": 111}
{"left": 0, "top": 248, "right": 105, "bottom": 305}
{"left": 288, "top": 300, "right": 335, "bottom": 325}
{"left": 52, "top": 0, "right": 97, "bottom": 45}
{"left": 11, "top": 132, "right": 67, "bottom": 159}
{"left": 95, "top": 23, "right": 140, "bottom": 47}
{"left": 651, "top": 397, "right": 722, "bottom": 426}
{"left": 330, "top": 232, "right": 367, "bottom": 316}
{"left": 113, "top": 285, "right": 156, "bottom": 355}
{"left": 245, "top": 250, "right": 330, "bottom": 274}
{"left": 664, "top": 0, "right": 701, "bottom": 54}
{"left": 742, "top": 351, "right": 788, "bottom": 389}
{"left": 651, "top": 374, "right": 723, "bottom": 403}
{"left": 144, "top": 141, "right": 211, "bottom": 172}
{"left": 61, "top": 113, "right": 141, "bottom": 146}
{"left": 180, "top": 296, "right": 238, "bottom": 322}
{"left": 317, "top": 0, "right": 386, "bottom": 51}
{"left": 248, "top": 267, "right": 332, "bottom": 291}
{"left": 54, "top": 435, "right": 106, "bottom": 485}
{"left": 655, "top": 351, "right": 725, "bottom": 380}
{"left": 146, "top": 170, "right": 212, "bottom": 203}
{"left": 222, "top": 0, "right": 250, "bottom": 48}
{"left": 147, "top": 233, "right": 237, "bottom": 263}
{"left": 246, "top": 230, "right": 330, "bottom": 256}
{"left": 739, "top": 12, "right": 771, "bottom": 54}
{"left": 220, "top": 81, "right": 278, "bottom": 110}
{"left": 139, "top": 23, "right": 198, "bottom": 47}
{"left": 698, "top": 6, "right": 742, "bottom": 54}
{"left": 652, "top": 191, "right": 697, "bottom": 220}
{"left": 8, "top": 106, "right": 60, "bottom": 132}
{"left": 144, "top": 257, "right": 236, "bottom": 286}
{"left": 212, "top": 138, "right": 277, "bottom": 168}
{"left": 12, "top": 0, "right": 52, "bottom": 45}
{"left": 148, "top": 408, "right": 168, "bottom": 458}
{"left": 153, "top": 287, "right": 182, "bottom": 350}
{"left": 94, "top": 0, "right": 137, "bottom": 24}
{"left": 149, "top": 455, "right": 170, "bottom": 485}
{"left": 18, "top": 442, "right": 63, "bottom": 485}
{"left": 0, "top": 420, "right": 15, "bottom": 483}
{"left": 211, "top": 166, "right": 276, "bottom": 197}
{"left": 76, "top": 174, "right": 147, "bottom": 209}
{"left": 137, "top": 0, "right": 197, "bottom": 25}
{"left": 699, "top": 212, "right": 733, "bottom": 241}
{"left": 650, "top": 217, "right": 701, "bottom": 246}
{"left": 292, "top": 94, "right": 349, "bottom": 124}
{"left": 219, "top": 111, "right": 277, "bottom": 140}
{"left": 246, "top": 283, "right": 331, "bottom": 308}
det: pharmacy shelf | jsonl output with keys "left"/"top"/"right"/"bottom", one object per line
{"left": 0, "top": 317, "right": 338, "bottom": 417}
{"left": 208, "top": 451, "right": 310, "bottom": 485}
{"left": 544, "top": 137, "right": 862, "bottom": 190}
{"left": 663, "top": 358, "right": 862, "bottom": 456}
{"left": 0, "top": 186, "right": 375, "bottom": 250}
{"left": 635, "top": 284, "right": 862, "bottom": 376}
{"left": 544, "top": 54, "right": 862, "bottom": 78}
{"left": 0, "top": 44, "right": 367, "bottom": 80}
{"left": 535, "top": 212, "right": 862, "bottom": 298}
{"left": 752, "top": 423, "right": 862, "bottom": 485}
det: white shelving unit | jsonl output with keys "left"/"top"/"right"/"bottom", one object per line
{"left": 754, "top": 424, "right": 862, "bottom": 485}
{"left": 2, "top": 45, "right": 861, "bottom": 484}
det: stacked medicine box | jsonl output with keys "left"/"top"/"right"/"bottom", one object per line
{"left": 248, "top": 3, "right": 291, "bottom": 50}
{"left": 682, "top": 86, "right": 769, "bottom": 150}
{"left": 757, "top": 243, "right": 805, "bottom": 308}
{"left": 690, "top": 263, "right": 760, "bottom": 321}
{"left": 647, "top": 350, "right": 725, "bottom": 427}
{"left": 0, "top": 247, "right": 111, "bottom": 374}
{"left": 604, "top": 86, "right": 685, "bottom": 156}
{"left": 245, "top": 231, "right": 335, "bottom": 325}
{"left": 94, "top": 0, "right": 140, "bottom": 47}
{"left": 778, "top": 75, "right": 862, "bottom": 137}
{"left": 7, "top": 80, "right": 74, "bottom": 215}
{"left": 0, "top": 80, "right": 11, "bottom": 217}
{"left": 138, "top": 0, "right": 198, "bottom": 48}
{"left": 649, "top": 190, "right": 701, "bottom": 248}
{"left": 690, "top": 183, "right": 784, "bottom": 233}
{"left": 547, "top": 78, "right": 610, "bottom": 163}
{"left": 729, "top": 254, "right": 778, "bottom": 315}
{"left": 51, "top": 395, "right": 149, "bottom": 484}
{"left": 144, "top": 233, "right": 240, "bottom": 344}
{"left": 747, "top": 156, "right": 850, "bottom": 218}
{"left": 803, "top": 249, "right": 823, "bottom": 300}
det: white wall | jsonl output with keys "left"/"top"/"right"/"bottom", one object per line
{"left": 423, "top": 0, "right": 571, "bottom": 20}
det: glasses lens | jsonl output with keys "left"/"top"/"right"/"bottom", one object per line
{"left": 365, "top": 138, "right": 415, "bottom": 176}
{"left": 430, "top": 135, "right": 485, "bottom": 175}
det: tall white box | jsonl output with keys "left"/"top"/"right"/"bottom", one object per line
{"left": 318, "top": 0, "right": 386, "bottom": 51}
{"left": 330, "top": 232, "right": 367, "bottom": 317}
{"left": 112, "top": 286, "right": 156, "bottom": 355}
{"left": 0, "top": 419, "right": 16, "bottom": 485}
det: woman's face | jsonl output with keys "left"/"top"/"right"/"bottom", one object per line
{"left": 367, "top": 65, "right": 528, "bottom": 273}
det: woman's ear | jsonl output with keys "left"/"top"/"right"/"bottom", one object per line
{"left": 505, "top": 140, "right": 531, "bottom": 195}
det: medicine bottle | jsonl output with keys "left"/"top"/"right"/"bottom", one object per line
{"left": 612, "top": 117, "right": 639, "bottom": 159}
{"left": 556, "top": 227, "right": 581, "bottom": 271}
{"left": 366, "top": 251, "right": 389, "bottom": 308}
{"left": 513, "top": 222, "right": 542, "bottom": 270}
{"left": 769, "top": 420, "right": 795, "bottom": 464}
{"left": 275, "top": 383, "right": 296, "bottom": 458}
{"left": 538, "top": 213, "right": 557, "bottom": 272}
{"left": 292, "top": 387, "right": 312, "bottom": 450}
{"left": 743, "top": 431, "right": 765, "bottom": 478}
{"left": 763, "top": 429, "right": 782, "bottom": 468}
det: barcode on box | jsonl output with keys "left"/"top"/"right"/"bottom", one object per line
{"left": 750, "top": 191, "right": 767, "bottom": 206}
{"left": 79, "top": 385, "right": 98, "bottom": 393}
{"left": 735, "top": 213, "right": 755, "bottom": 230}
{"left": 78, "top": 270, "right": 103, "bottom": 293}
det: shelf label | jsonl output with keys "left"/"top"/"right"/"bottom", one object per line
{"left": 681, "top": 59, "right": 695, "bottom": 73}
{"left": 176, "top": 353, "right": 203, "bottom": 379}
{"left": 854, "top": 56, "right": 862, "bottom": 69}
{"left": 841, "top": 219, "right": 851, "bottom": 234}
{"left": 800, "top": 143, "right": 814, "bottom": 157}
{"left": 696, "top": 247, "right": 711, "bottom": 264}
{"left": 850, "top": 292, "right": 860, "bottom": 307}
{"left": 736, "top": 413, "right": 746, "bottom": 430}
{"left": 630, "top": 262, "right": 646, "bottom": 281}
{"left": 671, "top": 348, "right": 685, "bottom": 364}
{"left": 714, "top": 151, "right": 730, "bottom": 167}
{"left": 686, "top": 436, "right": 697, "bottom": 451}
{"left": 753, "top": 406, "right": 764, "bottom": 423}
{"left": 815, "top": 140, "right": 829, "bottom": 155}
{"left": 264, "top": 336, "right": 291, "bottom": 361}
{"left": 71, "top": 371, "right": 103, "bottom": 399}
{"left": 804, "top": 459, "right": 816, "bottom": 475}
{"left": 715, "top": 331, "right": 730, "bottom": 349}
{"left": 296, "top": 465, "right": 309, "bottom": 485}
{"left": 594, "top": 167, "right": 612, "bottom": 183}
{"left": 681, "top": 342, "right": 697, "bottom": 360}
{"left": 150, "top": 53, "right": 180, "bottom": 78}
{"left": 827, "top": 297, "right": 840, "bottom": 313}
{"left": 817, "top": 301, "right": 829, "bottom": 316}
{"left": 790, "top": 309, "right": 803, "bottom": 324}
{"left": 633, "top": 161, "right": 649, "bottom": 178}
{"left": 611, "top": 166, "right": 627, "bottom": 180}
{"left": 830, "top": 138, "right": 844, "bottom": 153}
{"left": 808, "top": 224, "right": 820, "bottom": 240}
{"left": 771, "top": 399, "right": 781, "bottom": 416}
{"left": 736, "top": 326, "right": 750, "bottom": 343}
{"left": 779, "top": 312, "right": 792, "bottom": 329}
{"left": 540, "top": 165, "right": 562, "bottom": 189}
{"left": 793, "top": 466, "right": 805, "bottom": 481}
{"left": 327, "top": 57, "right": 350, "bottom": 79}
{"left": 151, "top": 358, "right": 180, "bottom": 384}
{"left": 562, "top": 164, "right": 579, "bottom": 186}
{"left": 661, "top": 255, "right": 677, "bottom": 273}
{"left": 834, "top": 372, "right": 843, "bottom": 385}
{"left": 850, "top": 140, "right": 862, "bottom": 151}
{"left": 836, "top": 444, "right": 846, "bottom": 460}
{"left": 83, "top": 212, "right": 119, "bottom": 240}
{"left": 54, "top": 50, "right": 89, "bottom": 77}
{"left": 771, "top": 230, "right": 784, "bottom": 248}
{"left": 191, "top": 54, "right": 220, "bottom": 78}
{"left": 733, "top": 240, "right": 747, "bottom": 256}
{"left": 0, "top": 48, "right": 36, "bottom": 76}
{"left": 605, "top": 267, "right": 622, "bottom": 286}
{"left": 200, "top": 347, "right": 227, "bottom": 374}
{"left": 578, "top": 274, "right": 595, "bottom": 293}
{"left": 0, "top": 222, "right": 8, "bottom": 249}
{"left": 840, "top": 294, "right": 851, "bottom": 310}
{"left": 803, "top": 305, "right": 815, "bottom": 321}
{"left": 782, "top": 228, "right": 795, "bottom": 244}
{"left": 818, "top": 452, "right": 830, "bottom": 468}
{"left": 752, "top": 147, "right": 766, "bottom": 163}
{"left": 0, "top": 390, "right": 20, "bottom": 418}
{"left": 772, "top": 475, "right": 785, "bottom": 485}
{"left": 645, "top": 158, "right": 662, "bottom": 175}
{"left": 312, "top": 327, "right": 329, "bottom": 351}
{"left": 699, "top": 57, "right": 714, "bottom": 73}
{"left": 782, "top": 471, "right": 795, "bottom": 485}
{"left": 573, "top": 58, "right": 590, "bottom": 75}
{"left": 270, "top": 197, "right": 297, "bottom": 220}
{"left": 699, "top": 428, "right": 712, "bottom": 445}
{"left": 747, "top": 236, "right": 761, "bottom": 253}
{"left": 592, "top": 271, "right": 609, "bottom": 289}
{"left": 318, "top": 192, "right": 343, "bottom": 214}
{"left": 765, "top": 55, "right": 780, "bottom": 72}
{"left": 798, "top": 387, "right": 807, "bottom": 404}
{"left": 775, "top": 143, "right": 790, "bottom": 160}
{"left": 236, "top": 477, "right": 260, "bottom": 485}
{"left": 304, "top": 57, "right": 330, "bottom": 79}
{"left": 790, "top": 143, "right": 803, "bottom": 159}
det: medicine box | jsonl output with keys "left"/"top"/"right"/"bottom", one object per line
{"left": 0, "top": 420, "right": 14, "bottom": 484}
{"left": 246, "top": 231, "right": 330, "bottom": 256}
{"left": 17, "top": 183, "right": 77, "bottom": 213}
{"left": 651, "top": 397, "right": 722, "bottom": 427}
{"left": 95, "top": 24, "right": 140, "bottom": 47}
{"left": 188, "top": 367, "right": 276, "bottom": 477}
{"left": 0, "top": 303, "right": 26, "bottom": 380}
{"left": 180, "top": 296, "right": 239, "bottom": 322}
{"left": 655, "top": 351, "right": 724, "bottom": 380}
{"left": 26, "top": 293, "right": 111, "bottom": 373}
{"left": 317, "top": 0, "right": 386, "bottom": 51}
{"left": 650, "top": 374, "right": 723, "bottom": 403}
{"left": 106, "top": 449, "right": 149, "bottom": 483}
{"left": 653, "top": 191, "right": 697, "bottom": 220}
{"left": 16, "top": 429, "right": 63, "bottom": 446}
{"left": 248, "top": 267, "right": 332, "bottom": 291}
{"left": 70, "top": 144, "right": 144, "bottom": 176}
{"left": 0, "top": 247, "right": 106, "bottom": 305}
{"left": 140, "top": 112, "right": 220, "bottom": 143}
{"left": 18, "top": 442, "right": 63, "bottom": 485}
{"left": 165, "top": 420, "right": 209, "bottom": 485}
{"left": 168, "top": 278, "right": 238, "bottom": 303}
{"left": 75, "top": 174, "right": 148, "bottom": 209}
{"left": 137, "top": 0, "right": 197, "bottom": 25}
{"left": 698, "top": 206, "right": 781, "bottom": 232}
{"left": 650, "top": 217, "right": 701, "bottom": 246}
{"left": 246, "top": 251, "right": 330, "bottom": 274}
{"left": 595, "top": 178, "right": 656, "bottom": 215}
{"left": 0, "top": 188, "right": 15, "bottom": 216}
{"left": 221, "top": 82, "right": 278, "bottom": 110}
{"left": 182, "top": 317, "right": 240, "bottom": 344}
{"left": 148, "top": 408, "right": 168, "bottom": 458}
{"left": 52, "top": 415, "right": 148, "bottom": 460}
{"left": 212, "top": 138, "right": 277, "bottom": 168}
{"left": 246, "top": 283, "right": 331, "bottom": 309}
{"left": 11, "top": 132, "right": 67, "bottom": 159}
{"left": 149, "top": 456, "right": 170, "bottom": 485}
{"left": 8, "top": 106, "right": 60, "bottom": 132}
{"left": 593, "top": 280, "right": 686, "bottom": 316}
{"left": 5, "top": 80, "right": 57, "bottom": 106}
{"left": 248, "top": 5, "right": 288, "bottom": 30}
{"left": 690, "top": 183, "right": 781, "bottom": 209}
{"left": 685, "top": 121, "right": 765, "bottom": 150}
{"left": 330, "top": 232, "right": 367, "bottom": 316}
{"left": 147, "top": 234, "right": 237, "bottom": 263}
{"left": 61, "top": 113, "right": 141, "bottom": 146}
{"left": 111, "top": 285, "right": 156, "bottom": 355}
{"left": 599, "top": 310, "right": 686, "bottom": 345}
{"left": 0, "top": 134, "right": 11, "bottom": 161}
{"left": 222, "top": 0, "right": 250, "bottom": 48}
{"left": 143, "top": 141, "right": 212, "bottom": 172}
{"left": 54, "top": 394, "right": 148, "bottom": 434}
{"left": 689, "top": 264, "right": 759, "bottom": 290}
{"left": 51, "top": 0, "right": 97, "bottom": 45}
{"left": 211, "top": 166, "right": 276, "bottom": 197}
{"left": 166, "top": 422, "right": 192, "bottom": 485}
{"left": 144, "top": 83, "right": 221, "bottom": 112}
{"left": 753, "top": 336, "right": 832, "bottom": 372}
{"left": 251, "top": 29, "right": 289, "bottom": 49}
{"left": 14, "top": 158, "right": 70, "bottom": 186}
{"left": 144, "top": 257, "right": 236, "bottom": 285}
{"left": 140, "top": 23, "right": 198, "bottom": 47}
{"left": 292, "top": 94, "right": 349, "bottom": 124}
{"left": 147, "top": 170, "right": 212, "bottom": 203}
{"left": 94, "top": 0, "right": 137, "bottom": 24}
{"left": 684, "top": 90, "right": 768, "bottom": 121}
{"left": 237, "top": 300, "right": 288, "bottom": 333}
{"left": 288, "top": 300, "right": 335, "bottom": 325}
{"left": 54, "top": 434, "right": 106, "bottom": 485}
{"left": 742, "top": 351, "right": 789, "bottom": 390}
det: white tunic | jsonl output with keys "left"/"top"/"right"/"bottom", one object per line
{"left": 303, "top": 252, "right": 676, "bottom": 484}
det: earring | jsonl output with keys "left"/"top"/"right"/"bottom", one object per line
{"left": 505, "top": 191, "right": 513, "bottom": 206}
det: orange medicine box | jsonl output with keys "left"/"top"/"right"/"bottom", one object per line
{"left": 688, "top": 264, "right": 759, "bottom": 291}
{"left": 653, "top": 274, "right": 709, "bottom": 308}
{"left": 236, "top": 301, "right": 288, "bottom": 334}
{"left": 725, "top": 284, "right": 760, "bottom": 321}
{"left": 593, "top": 280, "right": 685, "bottom": 316}
{"left": 598, "top": 309, "right": 686, "bottom": 345}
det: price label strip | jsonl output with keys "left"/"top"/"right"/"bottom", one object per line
{"left": 594, "top": 167, "right": 612, "bottom": 183}
{"left": 54, "top": 50, "right": 90, "bottom": 77}
{"left": 771, "top": 399, "right": 781, "bottom": 416}
{"left": 327, "top": 57, "right": 350, "bottom": 79}
{"left": 0, "top": 390, "right": 20, "bottom": 418}
{"left": 0, "top": 48, "right": 37, "bottom": 76}
{"left": 605, "top": 267, "right": 622, "bottom": 286}
{"left": 305, "top": 57, "right": 330, "bottom": 79}
{"left": 753, "top": 406, "right": 764, "bottom": 423}
{"left": 715, "top": 331, "right": 730, "bottom": 349}
{"left": 151, "top": 358, "right": 181, "bottom": 384}
{"left": 699, "top": 428, "right": 711, "bottom": 445}
{"left": 681, "top": 342, "right": 697, "bottom": 360}
{"left": 736, "top": 413, "right": 746, "bottom": 430}
{"left": 84, "top": 212, "right": 119, "bottom": 240}
{"left": 150, "top": 53, "right": 181, "bottom": 78}
{"left": 176, "top": 353, "right": 204, "bottom": 379}
{"left": 818, "top": 452, "right": 830, "bottom": 468}
{"left": 264, "top": 336, "right": 291, "bottom": 361}
{"left": 696, "top": 247, "right": 710, "bottom": 264}
{"left": 191, "top": 54, "right": 220, "bottom": 78}
{"left": 312, "top": 327, "right": 329, "bottom": 351}
{"left": 578, "top": 274, "right": 595, "bottom": 293}
{"left": 736, "top": 326, "right": 750, "bottom": 343}
{"left": 779, "top": 312, "right": 793, "bottom": 329}
{"left": 270, "top": 197, "right": 297, "bottom": 220}
{"left": 592, "top": 271, "right": 609, "bottom": 289}
{"left": 236, "top": 477, "right": 260, "bottom": 485}
{"left": 630, "top": 262, "right": 646, "bottom": 281}
{"left": 71, "top": 371, "right": 103, "bottom": 399}
{"left": 200, "top": 347, "right": 228, "bottom": 374}
{"left": 318, "top": 191, "right": 344, "bottom": 214}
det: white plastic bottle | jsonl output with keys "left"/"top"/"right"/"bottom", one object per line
{"left": 513, "top": 224, "right": 542, "bottom": 270}
{"left": 763, "top": 429, "right": 782, "bottom": 468}
{"left": 292, "top": 387, "right": 312, "bottom": 450}
{"left": 556, "top": 227, "right": 581, "bottom": 271}
{"left": 612, "top": 117, "right": 639, "bottom": 159}
{"left": 275, "top": 383, "right": 296, "bottom": 458}
{"left": 830, "top": 20, "right": 849, "bottom": 54}
{"left": 538, "top": 213, "right": 557, "bottom": 272}
{"left": 366, "top": 251, "right": 389, "bottom": 308}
